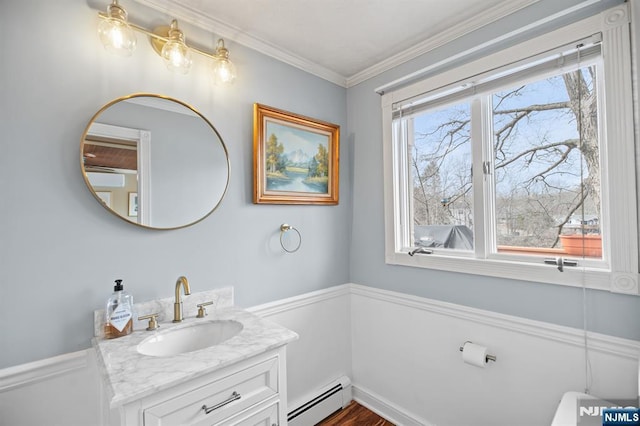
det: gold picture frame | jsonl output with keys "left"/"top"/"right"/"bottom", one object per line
{"left": 253, "top": 103, "right": 339, "bottom": 205}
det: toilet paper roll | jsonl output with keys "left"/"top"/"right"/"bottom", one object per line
{"left": 462, "top": 342, "right": 488, "bottom": 368}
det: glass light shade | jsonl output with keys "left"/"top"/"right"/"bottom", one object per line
{"left": 161, "top": 40, "right": 192, "bottom": 74}
{"left": 98, "top": 18, "right": 137, "bottom": 56}
{"left": 212, "top": 59, "right": 237, "bottom": 85}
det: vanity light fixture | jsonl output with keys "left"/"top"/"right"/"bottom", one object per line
{"left": 97, "top": 0, "right": 137, "bottom": 56}
{"left": 97, "top": 0, "right": 237, "bottom": 84}
{"left": 212, "top": 39, "right": 237, "bottom": 85}
{"left": 159, "top": 20, "right": 192, "bottom": 74}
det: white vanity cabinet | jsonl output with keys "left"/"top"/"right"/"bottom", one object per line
{"left": 224, "top": 400, "right": 280, "bottom": 425}
{"left": 106, "top": 347, "right": 288, "bottom": 426}
{"left": 94, "top": 302, "right": 298, "bottom": 426}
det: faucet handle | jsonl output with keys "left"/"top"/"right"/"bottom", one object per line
{"left": 196, "top": 301, "right": 214, "bottom": 318}
{"left": 138, "top": 313, "right": 160, "bottom": 331}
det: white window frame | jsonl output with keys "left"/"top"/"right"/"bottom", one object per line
{"left": 381, "top": 4, "right": 639, "bottom": 294}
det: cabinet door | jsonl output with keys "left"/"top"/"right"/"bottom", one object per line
{"left": 223, "top": 401, "right": 279, "bottom": 426}
{"left": 144, "top": 357, "right": 278, "bottom": 426}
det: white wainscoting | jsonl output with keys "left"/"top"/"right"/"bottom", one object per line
{"left": 247, "top": 283, "right": 353, "bottom": 413}
{"left": 0, "top": 285, "right": 352, "bottom": 426}
{"left": 350, "top": 284, "right": 640, "bottom": 426}
{"left": 0, "top": 349, "right": 101, "bottom": 426}
{"left": 1, "top": 284, "right": 637, "bottom": 426}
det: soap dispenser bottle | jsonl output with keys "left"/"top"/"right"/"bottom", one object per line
{"left": 104, "top": 279, "right": 133, "bottom": 339}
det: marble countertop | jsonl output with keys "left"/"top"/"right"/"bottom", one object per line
{"left": 93, "top": 305, "right": 298, "bottom": 407}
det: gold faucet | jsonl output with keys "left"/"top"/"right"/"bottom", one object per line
{"left": 173, "top": 276, "right": 191, "bottom": 322}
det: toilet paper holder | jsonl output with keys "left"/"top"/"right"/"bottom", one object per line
{"left": 459, "top": 341, "right": 497, "bottom": 363}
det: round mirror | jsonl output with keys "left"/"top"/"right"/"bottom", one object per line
{"left": 80, "top": 94, "right": 229, "bottom": 230}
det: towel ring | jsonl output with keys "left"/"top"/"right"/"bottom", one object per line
{"left": 280, "top": 224, "right": 302, "bottom": 253}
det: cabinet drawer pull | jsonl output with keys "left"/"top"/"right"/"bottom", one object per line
{"left": 201, "top": 391, "right": 241, "bottom": 414}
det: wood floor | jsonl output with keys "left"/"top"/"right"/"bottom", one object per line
{"left": 317, "top": 401, "right": 395, "bottom": 426}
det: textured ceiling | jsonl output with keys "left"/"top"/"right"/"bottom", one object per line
{"left": 133, "top": 0, "right": 539, "bottom": 86}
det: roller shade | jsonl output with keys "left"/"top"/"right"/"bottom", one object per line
{"left": 393, "top": 34, "right": 601, "bottom": 119}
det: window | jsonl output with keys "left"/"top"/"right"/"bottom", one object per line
{"left": 382, "top": 5, "right": 638, "bottom": 293}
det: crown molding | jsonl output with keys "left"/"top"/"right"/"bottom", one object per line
{"left": 374, "top": 0, "right": 602, "bottom": 94}
{"left": 134, "top": 0, "right": 541, "bottom": 88}
{"left": 346, "top": 0, "right": 540, "bottom": 87}
{"left": 132, "top": 0, "right": 348, "bottom": 87}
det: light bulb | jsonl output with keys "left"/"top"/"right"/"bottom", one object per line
{"left": 212, "top": 39, "right": 236, "bottom": 85}
{"left": 162, "top": 42, "right": 192, "bottom": 73}
{"left": 213, "top": 59, "right": 237, "bottom": 85}
{"left": 98, "top": 1, "right": 136, "bottom": 56}
{"left": 161, "top": 20, "right": 192, "bottom": 74}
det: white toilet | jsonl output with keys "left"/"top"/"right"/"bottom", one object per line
{"left": 551, "top": 391, "right": 603, "bottom": 425}
{"left": 551, "top": 361, "right": 640, "bottom": 425}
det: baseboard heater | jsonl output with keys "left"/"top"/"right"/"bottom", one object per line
{"left": 287, "top": 376, "right": 352, "bottom": 426}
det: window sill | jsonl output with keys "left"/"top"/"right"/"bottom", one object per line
{"left": 496, "top": 244, "right": 602, "bottom": 259}
{"left": 496, "top": 246, "right": 566, "bottom": 257}
{"left": 385, "top": 250, "right": 638, "bottom": 294}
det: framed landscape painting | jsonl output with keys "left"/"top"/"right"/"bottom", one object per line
{"left": 253, "top": 103, "right": 339, "bottom": 205}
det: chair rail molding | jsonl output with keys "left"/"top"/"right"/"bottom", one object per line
{"left": 348, "top": 284, "right": 640, "bottom": 359}
{"left": 0, "top": 350, "right": 89, "bottom": 392}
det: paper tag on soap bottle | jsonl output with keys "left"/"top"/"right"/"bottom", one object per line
{"left": 109, "top": 305, "right": 132, "bottom": 332}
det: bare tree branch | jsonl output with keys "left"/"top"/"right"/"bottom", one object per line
{"left": 496, "top": 139, "right": 578, "bottom": 169}
{"left": 553, "top": 189, "right": 589, "bottom": 247}
{"left": 494, "top": 101, "right": 570, "bottom": 115}
{"left": 411, "top": 67, "right": 600, "bottom": 250}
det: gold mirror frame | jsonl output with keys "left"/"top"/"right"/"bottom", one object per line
{"left": 80, "top": 93, "right": 230, "bottom": 230}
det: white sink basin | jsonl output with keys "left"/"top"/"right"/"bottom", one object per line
{"left": 137, "top": 320, "right": 243, "bottom": 357}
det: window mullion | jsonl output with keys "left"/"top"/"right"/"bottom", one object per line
{"left": 471, "top": 97, "right": 489, "bottom": 258}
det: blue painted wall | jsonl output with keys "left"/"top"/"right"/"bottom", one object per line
{"left": 347, "top": 0, "right": 640, "bottom": 341}
{"left": 0, "top": 0, "right": 349, "bottom": 368}
{"left": 1, "top": 0, "right": 638, "bottom": 370}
